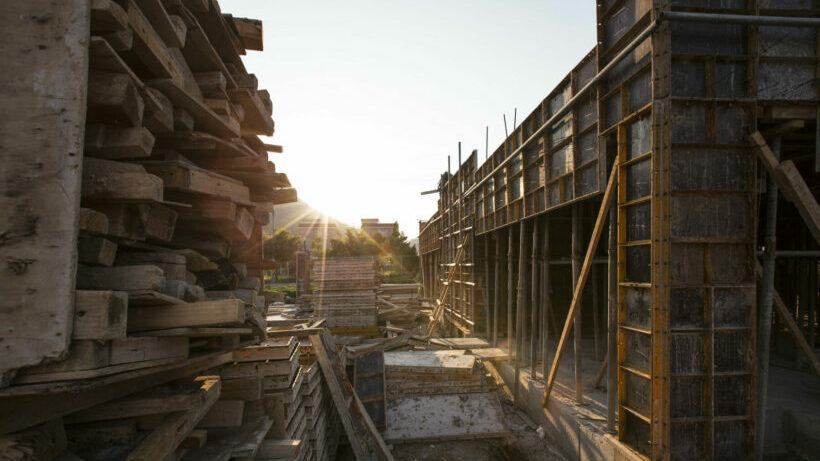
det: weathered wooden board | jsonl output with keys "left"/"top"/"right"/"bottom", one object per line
{"left": 429, "top": 337, "right": 491, "bottom": 350}
{"left": 468, "top": 348, "right": 511, "bottom": 361}
{"left": 384, "top": 351, "right": 474, "bottom": 376}
{"left": 0, "top": 0, "right": 88, "bottom": 372}
{"left": 384, "top": 393, "right": 508, "bottom": 442}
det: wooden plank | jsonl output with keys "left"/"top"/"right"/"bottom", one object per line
{"left": 79, "top": 208, "right": 110, "bottom": 235}
{"left": 141, "top": 160, "right": 250, "bottom": 204}
{"left": 87, "top": 70, "right": 144, "bottom": 127}
{"left": 257, "top": 440, "right": 301, "bottom": 460}
{"left": 0, "top": 351, "right": 232, "bottom": 435}
{"left": 383, "top": 393, "right": 508, "bottom": 442}
{"left": 78, "top": 235, "right": 118, "bottom": 266}
{"left": 125, "top": 375, "right": 220, "bottom": 461}
{"left": 542, "top": 156, "right": 619, "bottom": 408}
{"left": 0, "top": 0, "right": 87, "bottom": 372}
{"left": 133, "top": 0, "right": 185, "bottom": 47}
{"left": 249, "top": 187, "right": 297, "bottom": 205}
{"left": 232, "top": 337, "right": 295, "bottom": 362}
{"left": 384, "top": 351, "right": 474, "bottom": 375}
{"left": 231, "top": 17, "right": 263, "bottom": 51}
{"left": 148, "top": 78, "right": 240, "bottom": 137}
{"left": 131, "top": 326, "right": 251, "bottom": 337}
{"left": 127, "top": 299, "right": 245, "bottom": 332}
{"left": 65, "top": 374, "right": 220, "bottom": 424}
{"left": 77, "top": 264, "right": 165, "bottom": 292}
{"left": 74, "top": 290, "right": 128, "bottom": 340}
{"left": 120, "top": 0, "right": 184, "bottom": 84}
{"left": 85, "top": 125, "right": 155, "bottom": 159}
{"left": 110, "top": 336, "right": 188, "bottom": 364}
{"left": 311, "top": 334, "right": 394, "bottom": 461}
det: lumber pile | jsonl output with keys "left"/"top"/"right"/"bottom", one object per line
{"left": 377, "top": 284, "right": 421, "bottom": 309}
{"left": 312, "top": 257, "right": 378, "bottom": 329}
{"left": 0, "top": 0, "right": 313, "bottom": 455}
{"left": 9, "top": 0, "right": 284, "bottom": 384}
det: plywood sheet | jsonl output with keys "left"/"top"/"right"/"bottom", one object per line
{"left": 430, "top": 337, "right": 491, "bottom": 349}
{"left": 384, "top": 393, "right": 508, "bottom": 442}
{"left": 384, "top": 351, "right": 474, "bottom": 375}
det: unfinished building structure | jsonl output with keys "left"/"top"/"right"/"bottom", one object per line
{"left": 419, "top": 2, "right": 820, "bottom": 459}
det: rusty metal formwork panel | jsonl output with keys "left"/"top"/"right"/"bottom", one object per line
{"left": 473, "top": 49, "right": 603, "bottom": 235}
{"left": 419, "top": 152, "right": 479, "bottom": 334}
{"left": 599, "top": 0, "right": 820, "bottom": 458}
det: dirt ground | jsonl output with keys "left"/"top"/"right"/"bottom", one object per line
{"left": 390, "top": 396, "right": 566, "bottom": 461}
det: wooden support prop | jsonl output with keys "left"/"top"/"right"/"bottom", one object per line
{"left": 750, "top": 131, "right": 820, "bottom": 245}
{"left": 426, "top": 235, "right": 469, "bottom": 337}
{"left": 593, "top": 357, "right": 607, "bottom": 389}
{"left": 542, "top": 157, "right": 619, "bottom": 408}
{"left": 310, "top": 333, "right": 394, "bottom": 461}
{"left": 755, "top": 261, "right": 820, "bottom": 377}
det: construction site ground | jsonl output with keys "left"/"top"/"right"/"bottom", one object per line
{"left": 389, "top": 395, "right": 566, "bottom": 461}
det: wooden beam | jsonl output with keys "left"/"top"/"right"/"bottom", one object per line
{"left": 750, "top": 131, "right": 820, "bottom": 245}
{"left": 542, "top": 157, "right": 619, "bottom": 408}
{"left": 127, "top": 299, "right": 245, "bottom": 332}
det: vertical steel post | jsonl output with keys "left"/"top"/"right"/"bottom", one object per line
{"left": 508, "top": 226, "right": 515, "bottom": 353}
{"left": 756, "top": 136, "right": 780, "bottom": 461}
{"left": 484, "top": 235, "right": 491, "bottom": 339}
{"left": 542, "top": 218, "right": 552, "bottom": 379}
{"left": 493, "top": 231, "right": 501, "bottom": 347}
{"left": 607, "top": 200, "right": 617, "bottom": 432}
{"left": 515, "top": 220, "right": 528, "bottom": 403}
{"left": 531, "top": 218, "right": 540, "bottom": 375}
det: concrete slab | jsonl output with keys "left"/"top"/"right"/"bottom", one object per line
{"left": 384, "top": 392, "right": 508, "bottom": 442}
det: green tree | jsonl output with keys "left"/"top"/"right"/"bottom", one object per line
{"left": 264, "top": 229, "right": 302, "bottom": 278}
{"left": 312, "top": 228, "right": 419, "bottom": 281}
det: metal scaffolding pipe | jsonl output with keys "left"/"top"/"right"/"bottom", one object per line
{"left": 756, "top": 136, "right": 781, "bottom": 461}
{"left": 662, "top": 10, "right": 820, "bottom": 27}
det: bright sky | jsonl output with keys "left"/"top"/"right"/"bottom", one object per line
{"left": 226, "top": 1, "right": 597, "bottom": 238}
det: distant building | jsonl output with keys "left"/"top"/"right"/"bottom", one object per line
{"left": 293, "top": 218, "right": 343, "bottom": 249}
{"left": 361, "top": 218, "right": 398, "bottom": 238}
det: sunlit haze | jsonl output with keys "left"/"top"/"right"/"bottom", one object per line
{"left": 225, "top": 1, "right": 596, "bottom": 238}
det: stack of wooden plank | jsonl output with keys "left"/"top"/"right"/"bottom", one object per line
{"left": 9, "top": 0, "right": 291, "bottom": 386}
{"left": 383, "top": 350, "right": 495, "bottom": 397}
{"left": 312, "top": 257, "right": 378, "bottom": 329}
{"left": 377, "top": 284, "right": 421, "bottom": 309}
{"left": 381, "top": 347, "right": 508, "bottom": 444}
{"left": 0, "top": 0, "right": 309, "bottom": 455}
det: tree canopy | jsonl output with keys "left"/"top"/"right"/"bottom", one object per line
{"left": 312, "top": 228, "right": 419, "bottom": 278}
{"left": 263, "top": 229, "right": 302, "bottom": 267}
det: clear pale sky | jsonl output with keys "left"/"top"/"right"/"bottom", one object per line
{"left": 226, "top": 1, "right": 597, "bottom": 238}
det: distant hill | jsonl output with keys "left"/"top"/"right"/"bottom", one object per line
{"left": 267, "top": 200, "right": 349, "bottom": 234}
